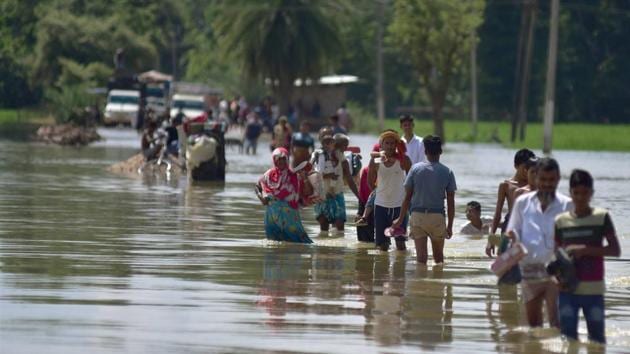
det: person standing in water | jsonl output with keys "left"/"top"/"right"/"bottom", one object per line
{"left": 554, "top": 169, "right": 621, "bottom": 344}
{"left": 369, "top": 130, "right": 412, "bottom": 251}
{"left": 256, "top": 147, "right": 313, "bottom": 244}
{"left": 310, "top": 134, "right": 359, "bottom": 233}
{"left": 393, "top": 135, "right": 456, "bottom": 263}
{"left": 487, "top": 149, "right": 536, "bottom": 257}
{"left": 506, "top": 157, "right": 572, "bottom": 328}
{"left": 399, "top": 114, "right": 425, "bottom": 165}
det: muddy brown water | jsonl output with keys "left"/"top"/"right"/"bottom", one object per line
{"left": 1, "top": 128, "right": 629, "bottom": 353}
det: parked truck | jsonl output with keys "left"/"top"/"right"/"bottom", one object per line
{"left": 105, "top": 70, "right": 146, "bottom": 129}
{"left": 103, "top": 89, "right": 141, "bottom": 127}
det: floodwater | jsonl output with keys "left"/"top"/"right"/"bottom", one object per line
{"left": 1, "top": 128, "right": 629, "bottom": 354}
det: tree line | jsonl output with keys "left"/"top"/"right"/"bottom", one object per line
{"left": 1, "top": 0, "right": 628, "bottom": 134}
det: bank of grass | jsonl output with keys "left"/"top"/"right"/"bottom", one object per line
{"left": 0, "top": 108, "right": 53, "bottom": 139}
{"left": 379, "top": 119, "right": 630, "bottom": 152}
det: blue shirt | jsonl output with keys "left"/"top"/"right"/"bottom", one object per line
{"left": 245, "top": 121, "right": 262, "bottom": 140}
{"left": 404, "top": 161, "right": 457, "bottom": 213}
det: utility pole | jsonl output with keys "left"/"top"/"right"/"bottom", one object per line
{"left": 470, "top": 33, "right": 478, "bottom": 139}
{"left": 511, "top": 3, "right": 528, "bottom": 143}
{"left": 543, "top": 0, "right": 560, "bottom": 154}
{"left": 376, "top": 0, "right": 386, "bottom": 131}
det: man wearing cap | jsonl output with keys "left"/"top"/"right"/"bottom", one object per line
{"left": 393, "top": 135, "right": 456, "bottom": 264}
{"left": 399, "top": 114, "right": 425, "bottom": 165}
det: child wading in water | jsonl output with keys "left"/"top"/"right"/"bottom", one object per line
{"left": 256, "top": 147, "right": 313, "bottom": 243}
{"left": 310, "top": 134, "right": 359, "bottom": 233}
{"left": 554, "top": 169, "right": 621, "bottom": 343}
{"left": 487, "top": 148, "right": 536, "bottom": 257}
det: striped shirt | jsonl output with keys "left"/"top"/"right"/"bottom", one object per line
{"left": 555, "top": 207, "right": 616, "bottom": 295}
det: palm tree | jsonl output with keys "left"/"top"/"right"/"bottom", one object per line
{"left": 214, "top": 0, "right": 343, "bottom": 114}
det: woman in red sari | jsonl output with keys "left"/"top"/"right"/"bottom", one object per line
{"left": 256, "top": 148, "right": 313, "bottom": 243}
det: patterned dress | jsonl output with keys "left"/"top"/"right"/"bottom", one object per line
{"left": 312, "top": 149, "right": 347, "bottom": 223}
{"left": 265, "top": 200, "right": 312, "bottom": 243}
{"left": 260, "top": 148, "right": 313, "bottom": 244}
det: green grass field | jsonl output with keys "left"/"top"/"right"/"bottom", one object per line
{"left": 0, "top": 108, "right": 52, "bottom": 139}
{"left": 380, "top": 119, "right": 630, "bottom": 152}
{"left": 0, "top": 108, "right": 49, "bottom": 124}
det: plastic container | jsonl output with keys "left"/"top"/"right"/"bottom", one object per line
{"left": 384, "top": 226, "right": 407, "bottom": 238}
{"left": 491, "top": 243, "right": 528, "bottom": 277}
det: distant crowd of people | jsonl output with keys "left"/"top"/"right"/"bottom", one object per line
{"left": 255, "top": 113, "right": 621, "bottom": 345}
{"left": 138, "top": 94, "right": 353, "bottom": 166}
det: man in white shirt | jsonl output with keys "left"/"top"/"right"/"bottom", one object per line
{"left": 399, "top": 115, "right": 425, "bottom": 165}
{"left": 460, "top": 201, "right": 493, "bottom": 235}
{"left": 506, "top": 157, "right": 573, "bottom": 329}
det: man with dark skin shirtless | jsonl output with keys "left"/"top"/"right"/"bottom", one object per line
{"left": 486, "top": 148, "right": 535, "bottom": 257}
{"left": 513, "top": 157, "right": 539, "bottom": 201}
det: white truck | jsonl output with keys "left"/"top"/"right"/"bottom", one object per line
{"left": 170, "top": 94, "right": 207, "bottom": 119}
{"left": 103, "top": 89, "right": 140, "bottom": 127}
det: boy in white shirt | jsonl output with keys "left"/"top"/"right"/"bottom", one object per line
{"left": 460, "top": 201, "right": 493, "bottom": 235}
{"left": 399, "top": 114, "right": 425, "bottom": 165}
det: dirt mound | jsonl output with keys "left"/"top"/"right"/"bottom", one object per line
{"left": 107, "top": 153, "right": 185, "bottom": 178}
{"left": 36, "top": 124, "right": 101, "bottom": 146}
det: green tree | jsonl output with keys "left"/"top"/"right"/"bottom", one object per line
{"left": 213, "top": 0, "right": 343, "bottom": 114}
{"left": 183, "top": 2, "right": 257, "bottom": 97}
{"left": 31, "top": 10, "right": 157, "bottom": 88}
{"left": 388, "top": 0, "right": 484, "bottom": 139}
{"left": 0, "top": 0, "right": 41, "bottom": 107}
{"left": 555, "top": 1, "right": 630, "bottom": 123}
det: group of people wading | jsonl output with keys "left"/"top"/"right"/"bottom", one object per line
{"left": 255, "top": 114, "right": 455, "bottom": 263}
{"left": 255, "top": 114, "right": 622, "bottom": 344}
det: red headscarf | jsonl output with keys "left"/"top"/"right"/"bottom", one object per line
{"left": 259, "top": 147, "right": 301, "bottom": 209}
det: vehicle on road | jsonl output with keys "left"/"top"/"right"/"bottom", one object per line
{"left": 103, "top": 89, "right": 140, "bottom": 127}
{"left": 170, "top": 94, "right": 207, "bottom": 119}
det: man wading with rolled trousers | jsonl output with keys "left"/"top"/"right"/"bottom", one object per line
{"left": 392, "top": 135, "right": 456, "bottom": 264}
{"left": 506, "top": 158, "right": 573, "bottom": 328}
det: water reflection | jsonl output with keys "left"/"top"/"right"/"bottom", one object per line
{"left": 486, "top": 284, "right": 522, "bottom": 351}
{"left": 183, "top": 182, "right": 227, "bottom": 236}
{"left": 362, "top": 252, "right": 407, "bottom": 346}
{"left": 256, "top": 247, "right": 309, "bottom": 327}
{"left": 405, "top": 265, "right": 453, "bottom": 350}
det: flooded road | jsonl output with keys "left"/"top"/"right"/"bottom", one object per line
{"left": 1, "top": 128, "right": 629, "bottom": 353}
